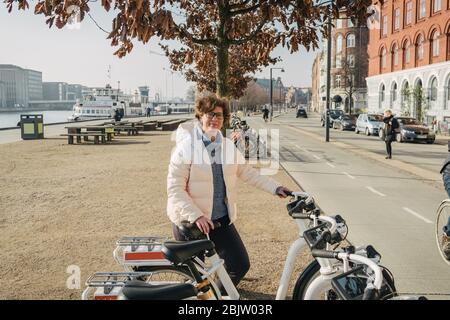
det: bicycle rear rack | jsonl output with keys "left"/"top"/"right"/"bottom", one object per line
{"left": 82, "top": 271, "right": 155, "bottom": 300}
{"left": 113, "top": 236, "right": 172, "bottom": 270}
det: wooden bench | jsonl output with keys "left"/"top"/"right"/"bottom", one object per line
{"left": 156, "top": 119, "right": 176, "bottom": 127}
{"left": 142, "top": 122, "right": 157, "bottom": 131}
{"left": 114, "top": 125, "right": 143, "bottom": 135}
{"left": 161, "top": 120, "right": 183, "bottom": 131}
{"left": 60, "top": 132, "right": 108, "bottom": 144}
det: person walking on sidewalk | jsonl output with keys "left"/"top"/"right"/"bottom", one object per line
{"left": 167, "top": 95, "right": 291, "bottom": 286}
{"left": 382, "top": 109, "right": 399, "bottom": 159}
{"left": 262, "top": 107, "right": 269, "bottom": 123}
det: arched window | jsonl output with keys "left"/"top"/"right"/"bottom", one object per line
{"left": 446, "top": 77, "right": 450, "bottom": 110}
{"left": 347, "top": 34, "right": 355, "bottom": 48}
{"left": 380, "top": 84, "right": 386, "bottom": 102}
{"left": 381, "top": 47, "right": 387, "bottom": 70}
{"left": 336, "top": 35, "right": 343, "bottom": 53}
{"left": 391, "top": 82, "right": 398, "bottom": 102}
{"left": 432, "top": 31, "right": 440, "bottom": 57}
{"left": 392, "top": 44, "right": 399, "bottom": 67}
{"left": 430, "top": 77, "right": 438, "bottom": 101}
{"left": 403, "top": 40, "right": 410, "bottom": 67}
{"left": 416, "top": 35, "right": 424, "bottom": 61}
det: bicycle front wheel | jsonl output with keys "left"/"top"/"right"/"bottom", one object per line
{"left": 435, "top": 200, "right": 450, "bottom": 266}
{"left": 292, "top": 260, "right": 339, "bottom": 300}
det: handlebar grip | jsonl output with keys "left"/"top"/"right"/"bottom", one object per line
{"left": 311, "top": 249, "right": 339, "bottom": 259}
{"left": 291, "top": 212, "right": 311, "bottom": 219}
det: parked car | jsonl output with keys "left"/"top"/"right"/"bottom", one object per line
{"left": 355, "top": 113, "right": 384, "bottom": 136}
{"left": 320, "top": 109, "right": 344, "bottom": 127}
{"left": 296, "top": 108, "right": 308, "bottom": 118}
{"left": 332, "top": 114, "right": 358, "bottom": 131}
{"left": 379, "top": 117, "right": 435, "bottom": 144}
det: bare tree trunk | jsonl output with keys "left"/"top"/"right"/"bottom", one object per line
{"left": 216, "top": 45, "right": 230, "bottom": 98}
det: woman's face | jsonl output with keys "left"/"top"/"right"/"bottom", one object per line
{"left": 384, "top": 111, "right": 391, "bottom": 117}
{"left": 201, "top": 106, "right": 224, "bottom": 133}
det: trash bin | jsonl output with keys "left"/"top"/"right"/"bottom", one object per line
{"left": 20, "top": 114, "right": 44, "bottom": 140}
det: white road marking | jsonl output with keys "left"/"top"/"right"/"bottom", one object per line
{"left": 402, "top": 207, "right": 433, "bottom": 224}
{"left": 326, "top": 162, "right": 335, "bottom": 168}
{"left": 313, "top": 154, "right": 321, "bottom": 160}
{"left": 342, "top": 171, "right": 356, "bottom": 179}
{"left": 366, "top": 186, "right": 386, "bottom": 197}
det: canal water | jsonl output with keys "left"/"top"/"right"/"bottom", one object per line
{"left": 0, "top": 110, "right": 74, "bottom": 128}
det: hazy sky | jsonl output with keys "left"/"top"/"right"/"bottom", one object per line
{"left": 0, "top": 4, "right": 320, "bottom": 100}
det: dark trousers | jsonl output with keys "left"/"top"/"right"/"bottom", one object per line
{"left": 385, "top": 140, "right": 392, "bottom": 157}
{"left": 172, "top": 216, "right": 250, "bottom": 286}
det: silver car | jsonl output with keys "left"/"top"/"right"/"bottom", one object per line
{"left": 355, "top": 113, "right": 384, "bottom": 136}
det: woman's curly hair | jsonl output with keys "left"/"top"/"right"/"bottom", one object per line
{"left": 194, "top": 95, "right": 230, "bottom": 124}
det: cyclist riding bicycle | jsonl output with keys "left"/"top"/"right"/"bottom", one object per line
{"left": 167, "top": 95, "right": 291, "bottom": 286}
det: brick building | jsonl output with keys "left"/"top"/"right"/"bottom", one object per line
{"left": 311, "top": 15, "right": 369, "bottom": 113}
{"left": 366, "top": 0, "right": 450, "bottom": 126}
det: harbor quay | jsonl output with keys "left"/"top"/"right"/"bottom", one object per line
{"left": 0, "top": 118, "right": 303, "bottom": 300}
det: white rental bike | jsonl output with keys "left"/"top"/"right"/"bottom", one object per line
{"left": 83, "top": 192, "right": 347, "bottom": 300}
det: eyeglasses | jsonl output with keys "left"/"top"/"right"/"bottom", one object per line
{"left": 205, "top": 111, "right": 224, "bottom": 120}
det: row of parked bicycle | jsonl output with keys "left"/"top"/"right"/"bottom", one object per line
{"left": 320, "top": 110, "right": 436, "bottom": 144}
{"left": 82, "top": 192, "right": 427, "bottom": 300}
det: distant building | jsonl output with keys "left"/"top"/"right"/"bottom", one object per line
{"left": 0, "top": 64, "right": 43, "bottom": 108}
{"left": 311, "top": 15, "right": 369, "bottom": 114}
{"left": 286, "top": 86, "right": 312, "bottom": 107}
{"left": 366, "top": 0, "right": 450, "bottom": 126}
{"left": 255, "top": 77, "right": 285, "bottom": 103}
{"left": 27, "top": 69, "right": 43, "bottom": 101}
{"left": 43, "top": 82, "right": 68, "bottom": 101}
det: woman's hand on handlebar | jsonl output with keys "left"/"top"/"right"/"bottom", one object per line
{"left": 276, "top": 186, "right": 292, "bottom": 198}
{"left": 195, "top": 216, "right": 215, "bottom": 234}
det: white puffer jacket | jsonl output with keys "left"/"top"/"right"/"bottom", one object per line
{"left": 167, "top": 120, "right": 280, "bottom": 226}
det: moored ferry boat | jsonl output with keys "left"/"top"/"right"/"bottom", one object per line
{"left": 68, "top": 84, "right": 132, "bottom": 121}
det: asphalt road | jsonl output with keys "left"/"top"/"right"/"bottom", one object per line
{"left": 248, "top": 110, "right": 450, "bottom": 298}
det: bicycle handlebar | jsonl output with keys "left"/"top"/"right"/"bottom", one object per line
{"left": 312, "top": 249, "right": 384, "bottom": 294}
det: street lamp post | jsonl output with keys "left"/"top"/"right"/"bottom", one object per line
{"left": 325, "top": 14, "right": 332, "bottom": 142}
{"left": 270, "top": 67, "right": 284, "bottom": 122}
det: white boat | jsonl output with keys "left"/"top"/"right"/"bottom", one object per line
{"left": 68, "top": 84, "right": 136, "bottom": 121}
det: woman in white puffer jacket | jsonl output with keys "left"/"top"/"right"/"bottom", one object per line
{"left": 167, "top": 95, "right": 291, "bottom": 285}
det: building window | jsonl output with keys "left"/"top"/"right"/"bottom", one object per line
{"left": 381, "top": 48, "right": 387, "bottom": 69}
{"left": 380, "top": 84, "right": 386, "bottom": 102}
{"left": 432, "top": 31, "right": 440, "bottom": 56}
{"left": 347, "top": 54, "right": 355, "bottom": 67}
{"left": 406, "top": 2, "right": 413, "bottom": 25}
{"left": 394, "top": 8, "right": 400, "bottom": 30}
{"left": 336, "top": 35, "right": 343, "bottom": 53}
{"left": 336, "top": 19, "right": 342, "bottom": 29}
{"left": 417, "top": 35, "right": 424, "bottom": 60}
{"left": 392, "top": 82, "right": 398, "bottom": 102}
{"left": 336, "top": 54, "right": 342, "bottom": 68}
{"left": 433, "top": 0, "right": 441, "bottom": 12}
{"left": 393, "top": 45, "right": 399, "bottom": 66}
{"left": 430, "top": 77, "right": 438, "bottom": 101}
{"left": 403, "top": 41, "right": 410, "bottom": 65}
{"left": 418, "top": 0, "right": 426, "bottom": 19}
{"left": 348, "top": 19, "right": 354, "bottom": 28}
{"left": 347, "top": 34, "right": 355, "bottom": 48}
{"left": 336, "top": 75, "right": 341, "bottom": 88}
{"left": 382, "top": 15, "right": 388, "bottom": 36}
